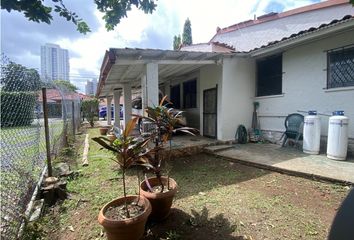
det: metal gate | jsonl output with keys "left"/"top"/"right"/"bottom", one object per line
{"left": 203, "top": 87, "right": 217, "bottom": 138}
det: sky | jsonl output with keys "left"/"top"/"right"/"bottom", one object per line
{"left": 1, "top": 0, "right": 321, "bottom": 93}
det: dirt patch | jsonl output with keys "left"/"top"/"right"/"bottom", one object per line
{"left": 105, "top": 202, "right": 144, "bottom": 221}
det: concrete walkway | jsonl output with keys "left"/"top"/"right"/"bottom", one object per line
{"left": 205, "top": 143, "right": 354, "bottom": 184}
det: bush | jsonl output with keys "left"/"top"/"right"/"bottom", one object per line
{"left": 0, "top": 91, "right": 37, "bottom": 127}
{"left": 81, "top": 98, "right": 99, "bottom": 127}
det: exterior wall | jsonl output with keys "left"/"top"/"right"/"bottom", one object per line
{"left": 256, "top": 31, "right": 354, "bottom": 148}
{"left": 199, "top": 65, "right": 222, "bottom": 136}
{"left": 219, "top": 57, "right": 255, "bottom": 140}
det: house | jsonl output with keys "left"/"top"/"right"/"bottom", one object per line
{"left": 37, "top": 89, "right": 88, "bottom": 117}
{"left": 96, "top": 0, "right": 354, "bottom": 153}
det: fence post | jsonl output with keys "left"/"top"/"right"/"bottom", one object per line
{"left": 42, "top": 88, "right": 53, "bottom": 177}
{"left": 62, "top": 101, "right": 68, "bottom": 147}
{"left": 72, "top": 101, "right": 75, "bottom": 140}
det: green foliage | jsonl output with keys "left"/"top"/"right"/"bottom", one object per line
{"left": 182, "top": 18, "right": 192, "bottom": 46}
{"left": 0, "top": 91, "right": 36, "bottom": 127}
{"left": 0, "top": 62, "right": 41, "bottom": 92}
{"left": 173, "top": 34, "right": 181, "bottom": 50}
{"left": 53, "top": 80, "right": 78, "bottom": 92}
{"left": 92, "top": 118, "right": 152, "bottom": 170}
{"left": 1, "top": 0, "right": 157, "bottom": 34}
{"left": 0, "top": 60, "right": 40, "bottom": 127}
{"left": 96, "top": 0, "right": 157, "bottom": 31}
{"left": 81, "top": 98, "right": 99, "bottom": 127}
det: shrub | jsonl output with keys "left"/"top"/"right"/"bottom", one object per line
{"left": 0, "top": 91, "right": 37, "bottom": 127}
{"left": 81, "top": 98, "right": 99, "bottom": 127}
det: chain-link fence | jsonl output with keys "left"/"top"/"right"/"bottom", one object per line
{"left": 0, "top": 55, "right": 81, "bottom": 239}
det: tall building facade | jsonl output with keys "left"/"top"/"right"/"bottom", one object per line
{"left": 85, "top": 79, "right": 97, "bottom": 96}
{"left": 41, "top": 43, "right": 70, "bottom": 82}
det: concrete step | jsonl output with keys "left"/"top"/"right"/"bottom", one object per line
{"left": 203, "top": 144, "right": 235, "bottom": 153}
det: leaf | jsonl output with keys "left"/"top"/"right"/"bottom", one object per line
{"left": 92, "top": 137, "right": 117, "bottom": 152}
{"left": 124, "top": 117, "right": 138, "bottom": 137}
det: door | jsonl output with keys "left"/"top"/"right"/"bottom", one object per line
{"left": 203, "top": 87, "right": 217, "bottom": 138}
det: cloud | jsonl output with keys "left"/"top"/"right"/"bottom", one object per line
{"left": 1, "top": 0, "right": 321, "bottom": 93}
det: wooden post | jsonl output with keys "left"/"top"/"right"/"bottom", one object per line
{"left": 42, "top": 88, "right": 53, "bottom": 177}
{"left": 72, "top": 101, "right": 75, "bottom": 140}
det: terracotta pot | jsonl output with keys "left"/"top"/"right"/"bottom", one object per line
{"left": 99, "top": 127, "right": 109, "bottom": 135}
{"left": 98, "top": 195, "right": 151, "bottom": 240}
{"left": 140, "top": 176, "right": 177, "bottom": 221}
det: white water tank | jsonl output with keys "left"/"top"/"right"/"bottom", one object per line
{"left": 327, "top": 111, "right": 349, "bottom": 161}
{"left": 303, "top": 111, "right": 321, "bottom": 154}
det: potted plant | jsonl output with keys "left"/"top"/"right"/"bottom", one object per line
{"left": 93, "top": 117, "right": 153, "bottom": 240}
{"left": 107, "top": 127, "right": 118, "bottom": 142}
{"left": 137, "top": 96, "right": 196, "bottom": 221}
{"left": 99, "top": 126, "right": 110, "bottom": 135}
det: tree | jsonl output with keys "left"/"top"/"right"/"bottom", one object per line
{"left": 1, "top": 0, "right": 157, "bottom": 34}
{"left": 53, "top": 80, "right": 78, "bottom": 92}
{"left": 173, "top": 34, "right": 181, "bottom": 50}
{"left": 82, "top": 98, "right": 99, "bottom": 127}
{"left": 0, "top": 58, "right": 40, "bottom": 127}
{"left": 182, "top": 18, "right": 192, "bottom": 46}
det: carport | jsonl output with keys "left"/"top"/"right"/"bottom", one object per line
{"left": 96, "top": 48, "right": 223, "bottom": 128}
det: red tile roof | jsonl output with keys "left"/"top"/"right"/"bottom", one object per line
{"left": 38, "top": 89, "right": 89, "bottom": 102}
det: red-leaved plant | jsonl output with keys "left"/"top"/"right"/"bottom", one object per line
{"left": 135, "top": 96, "right": 197, "bottom": 192}
{"left": 92, "top": 117, "right": 153, "bottom": 218}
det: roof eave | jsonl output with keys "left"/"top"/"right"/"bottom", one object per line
{"left": 96, "top": 49, "right": 116, "bottom": 98}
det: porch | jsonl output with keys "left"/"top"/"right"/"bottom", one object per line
{"left": 204, "top": 142, "right": 354, "bottom": 184}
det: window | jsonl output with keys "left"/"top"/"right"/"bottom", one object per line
{"left": 170, "top": 84, "right": 181, "bottom": 109}
{"left": 183, "top": 79, "right": 197, "bottom": 108}
{"left": 256, "top": 55, "right": 282, "bottom": 97}
{"left": 327, "top": 46, "right": 354, "bottom": 89}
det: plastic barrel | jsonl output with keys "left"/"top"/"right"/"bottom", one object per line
{"left": 303, "top": 111, "right": 321, "bottom": 154}
{"left": 327, "top": 111, "right": 349, "bottom": 161}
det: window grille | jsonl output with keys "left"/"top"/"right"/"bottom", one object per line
{"left": 327, "top": 46, "right": 354, "bottom": 89}
{"left": 256, "top": 54, "right": 282, "bottom": 97}
{"left": 183, "top": 79, "right": 197, "bottom": 108}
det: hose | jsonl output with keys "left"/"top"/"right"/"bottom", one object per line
{"left": 235, "top": 125, "right": 248, "bottom": 144}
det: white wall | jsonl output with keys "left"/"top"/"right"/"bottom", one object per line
{"left": 199, "top": 65, "right": 222, "bottom": 136}
{"left": 218, "top": 57, "right": 256, "bottom": 140}
{"left": 256, "top": 30, "right": 354, "bottom": 138}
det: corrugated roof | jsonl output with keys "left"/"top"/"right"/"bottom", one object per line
{"left": 97, "top": 48, "right": 227, "bottom": 97}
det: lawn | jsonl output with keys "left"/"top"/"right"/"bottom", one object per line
{"left": 24, "top": 127, "right": 351, "bottom": 240}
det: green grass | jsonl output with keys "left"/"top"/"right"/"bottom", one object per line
{"left": 23, "top": 127, "right": 351, "bottom": 240}
{"left": 1, "top": 119, "right": 67, "bottom": 239}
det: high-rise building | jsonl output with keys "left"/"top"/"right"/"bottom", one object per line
{"left": 40, "top": 43, "right": 70, "bottom": 82}
{"left": 85, "top": 79, "right": 97, "bottom": 96}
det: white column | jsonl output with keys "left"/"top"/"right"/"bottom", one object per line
{"left": 141, "top": 74, "right": 147, "bottom": 115}
{"left": 123, "top": 83, "right": 132, "bottom": 127}
{"left": 106, "top": 96, "right": 112, "bottom": 125}
{"left": 113, "top": 89, "right": 121, "bottom": 128}
{"left": 146, "top": 63, "right": 159, "bottom": 107}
